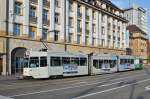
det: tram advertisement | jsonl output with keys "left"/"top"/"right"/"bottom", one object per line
{"left": 63, "top": 64, "right": 78, "bottom": 74}
{"left": 102, "top": 63, "right": 110, "bottom": 71}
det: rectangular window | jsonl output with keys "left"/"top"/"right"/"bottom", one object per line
{"left": 55, "top": 0, "right": 60, "bottom": 7}
{"left": 69, "top": 0, "right": 73, "bottom": 12}
{"left": 55, "top": 13, "right": 60, "bottom": 24}
{"left": 69, "top": 17, "right": 73, "bottom": 27}
{"left": 85, "top": 36, "right": 89, "bottom": 45}
{"left": 42, "top": 29, "right": 48, "bottom": 40}
{"left": 62, "top": 57, "right": 70, "bottom": 65}
{"left": 43, "top": 9, "right": 48, "bottom": 21}
{"left": 54, "top": 31, "right": 59, "bottom": 41}
{"left": 29, "top": 57, "right": 39, "bottom": 68}
{"left": 14, "top": 23, "right": 21, "bottom": 36}
{"left": 30, "top": 6, "right": 36, "bottom": 17}
{"left": 51, "top": 57, "right": 61, "bottom": 66}
{"left": 77, "top": 34, "right": 81, "bottom": 44}
{"left": 80, "top": 58, "right": 87, "bottom": 66}
{"left": 40, "top": 57, "right": 47, "bottom": 67}
{"left": 15, "top": 2, "right": 22, "bottom": 15}
{"left": 93, "top": 60, "right": 99, "bottom": 69}
{"left": 101, "top": 27, "right": 105, "bottom": 35}
{"left": 68, "top": 33, "right": 73, "bottom": 43}
{"left": 71, "top": 57, "right": 79, "bottom": 66}
{"left": 29, "top": 27, "right": 36, "bottom": 39}
{"left": 99, "top": 60, "right": 103, "bottom": 69}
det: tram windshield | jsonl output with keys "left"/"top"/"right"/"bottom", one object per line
{"left": 24, "top": 58, "right": 29, "bottom": 68}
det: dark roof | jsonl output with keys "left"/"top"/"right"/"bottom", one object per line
{"left": 127, "top": 25, "right": 147, "bottom": 35}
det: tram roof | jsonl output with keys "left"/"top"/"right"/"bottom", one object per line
{"left": 27, "top": 51, "right": 88, "bottom": 57}
{"left": 119, "top": 55, "right": 134, "bottom": 59}
{"left": 92, "top": 54, "right": 118, "bottom": 60}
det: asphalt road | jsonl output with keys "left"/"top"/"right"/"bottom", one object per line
{"left": 1, "top": 66, "right": 150, "bottom": 99}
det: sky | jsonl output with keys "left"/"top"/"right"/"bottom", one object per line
{"left": 111, "top": 0, "right": 150, "bottom": 39}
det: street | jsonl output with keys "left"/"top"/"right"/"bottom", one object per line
{"left": 0, "top": 66, "right": 150, "bottom": 99}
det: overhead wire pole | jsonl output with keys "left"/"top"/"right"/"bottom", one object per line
{"left": 64, "top": 0, "right": 67, "bottom": 52}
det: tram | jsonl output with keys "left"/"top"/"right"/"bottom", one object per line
{"left": 134, "top": 57, "right": 143, "bottom": 70}
{"left": 23, "top": 51, "right": 88, "bottom": 78}
{"left": 91, "top": 54, "right": 118, "bottom": 75}
{"left": 118, "top": 55, "right": 135, "bottom": 71}
{"left": 23, "top": 50, "right": 144, "bottom": 79}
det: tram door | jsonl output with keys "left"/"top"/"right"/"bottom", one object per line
{"left": 15, "top": 57, "right": 24, "bottom": 74}
{"left": 0, "top": 58, "right": 2, "bottom": 75}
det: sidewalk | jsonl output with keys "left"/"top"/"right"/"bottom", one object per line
{"left": 0, "top": 75, "right": 17, "bottom": 81}
{"left": 0, "top": 95, "right": 13, "bottom": 99}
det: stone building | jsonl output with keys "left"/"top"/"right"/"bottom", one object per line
{"left": 127, "top": 25, "right": 148, "bottom": 63}
{"left": 0, "top": 0, "right": 128, "bottom": 75}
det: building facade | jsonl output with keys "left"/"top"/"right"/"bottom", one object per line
{"left": 127, "top": 25, "right": 148, "bottom": 63}
{"left": 0, "top": 0, "right": 128, "bottom": 75}
{"left": 124, "top": 5, "right": 148, "bottom": 33}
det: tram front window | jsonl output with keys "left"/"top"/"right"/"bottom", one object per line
{"left": 24, "top": 58, "right": 29, "bottom": 68}
{"left": 29, "top": 57, "right": 39, "bottom": 68}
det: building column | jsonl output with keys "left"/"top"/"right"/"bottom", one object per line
{"left": 104, "top": 15, "right": 108, "bottom": 47}
{"left": 60, "top": 0, "right": 65, "bottom": 42}
{"left": 98, "top": 13, "right": 102, "bottom": 46}
{"left": 89, "top": 8, "right": 93, "bottom": 45}
{"left": 110, "top": 17, "right": 113, "bottom": 48}
{"left": 95, "top": 11, "right": 99, "bottom": 46}
{"left": 120, "top": 21, "right": 123, "bottom": 49}
{"left": 82, "top": 5, "right": 86, "bottom": 45}
{"left": 49, "top": 0, "right": 55, "bottom": 41}
{"left": 114, "top": 19, "right": 118, "bottom": 48}
{"left": 23, "top": 0, "right": 29, "bottom": 38}
{"left": 8, "top": 0, "right": 15, "bottom": 36}
{"left": 65, "top": 0, "right": 69, "bottom": 42}
{"left": 37, "top": 0, "right": 43, "bottom": 40}
{"left": 73, "top": 2, "right": 77, "bottom": 43}
{"left": 2, "top": 55, "right": 6, "bottom": 75}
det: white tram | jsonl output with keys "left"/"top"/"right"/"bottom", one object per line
{"left": 118, "top": 55, "right": 135, "bottom": 71}
{"left": 91, "top": 54, "right": 118, "bottom": 75}
{"left": 23, "top": 51, "right": 88, "bottom": 79}
{"left": 23, "top": 51, "right": 143, "bottom": 79}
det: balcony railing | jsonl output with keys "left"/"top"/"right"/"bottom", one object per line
{"left": 29, "top": 16, "right": 37, "bottom": 24}
{"left": 30, "top": 0, "right": 38, "bottom": 4}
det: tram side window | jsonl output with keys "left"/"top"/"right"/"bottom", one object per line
{"left": 29, "top": 57, "right": 39, "bottom": 68}
{"left": 71, "top": 57, "right": 79, "bottom": 65}
{"left": 93, "top": 60, "right": 99, "bottom": 69}
{"left": 99, "top": 60, "right": 103, "bottom": 69}
{"left": 120, "top": 59, "right": 124, "bottom": 64}
{"left": 140, "top": 59, "right": 143, "bottom": 64}
{"left": 51, "top": 57, "right": 61, "bottom": 66}
{"left": 62, "top": 57, "right": 70, "bottom": 65}
{"left": 131, "top": 59, "right": 134, "bottom": 64}
{"left": 111, "top": 60, "right": 116, "bottom": 68}
{"left": 80, "top": 58, "right": 87, "bottom": 66}
{"left": 40, "top": 57, "right": 47, "bottom": 67}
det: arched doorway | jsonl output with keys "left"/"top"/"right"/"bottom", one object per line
{"left": 11, "top": 47, "right": 27, "bottom": 74}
